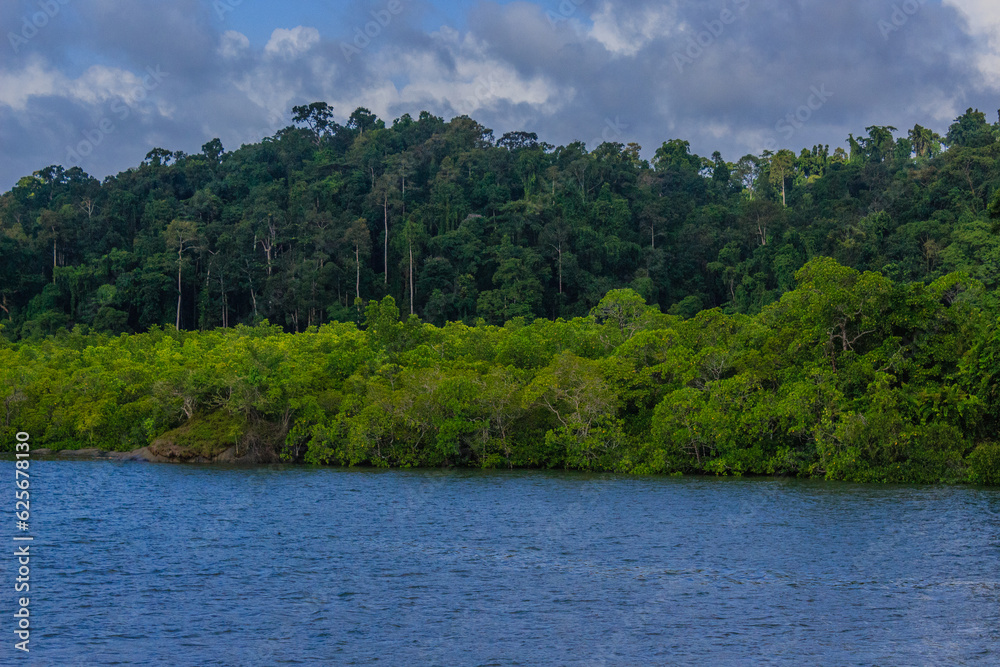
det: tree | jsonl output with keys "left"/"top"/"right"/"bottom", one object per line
{"left": 524, "top": 352, "right": 622, "bottom": 469}
{"left": 347, "top": 107, "right": 384, "bottom": 136}
{"left": 292, "top": 102, "right": 336, "bottom": 145}
{"left": 201, "top": 138, "right": 225, "bottom": 164}
{"left": 343, "top": 218, "right": 371, "bottom": 302}
{"left": 652, "top": 139, "right": 701, "bottom": 174}
{"left": 858, "top": 126, "right": 897, "bottom": 163}
{"left": 773, "top": 257, "right": 894, "bottom": 371}
{"left": 37, "top": 209, "right": 64, "bottom": 282}
{"left": 946, "top": 108, "right": 995, "bottom": 149}
{"left": 540, "top": 220, "right": 571, "bottom": 296}
{"left": 710, "top": 151, "right": 730, "bottom": 188}
{"left": 396, "top": 219, "right": 427, "bottom": 315}
{"left": 741, "top": 199, "right": 782, "bottom": 247}
{"left": 364, "top": 295, "right": 402, "bottom": 352}
{"left": 591, "top": 288, "right": 654, "bottom": 344}
{"left": 476, "top": 237, "right": 546, "bottom": 324}
{"left": 497, "top": 131, "right": 539, "bottom": 151}
{"left": 908, "top": 124, "right": 942, "bottom": 158}
{"left": 370, "top": 173, "right": 400, "bottom": 286}
{"left": 144, "top": 148, "right": 174, "bottom": 167}
{"left": 164, "top": 220, "right": 200, "bottom": 330}
{"left": 769, "top": 149, "right": 796, "bottom": 207}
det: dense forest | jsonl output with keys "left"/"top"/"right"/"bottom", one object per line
{"left": 3, "top": 103, "right": 1000, "bottom": 483}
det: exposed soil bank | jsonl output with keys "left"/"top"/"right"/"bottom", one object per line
{"left": 29, "top": 444, "right": 261, "bottom": 464}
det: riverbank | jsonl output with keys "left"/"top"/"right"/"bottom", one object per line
{"left": 25, "top": 445, "right": 258, "bottom": 464}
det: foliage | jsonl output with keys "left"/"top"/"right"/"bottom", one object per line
{"left": 0, "top": 268, "right": 993, "bottom": 484}
{"left": 4, "top": 106, "right": 1000, "bottom": 338}
{"left": 3, "top": 106, "right": 1000, "bottom": 483}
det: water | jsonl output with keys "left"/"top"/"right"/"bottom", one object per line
{"left": 4, "top": 461, "right": 1000, "bottom": 665}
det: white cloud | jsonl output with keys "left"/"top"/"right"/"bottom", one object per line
{"left": 588, "top": 1, "right": 678, "bottom": 57}
{"left": 0, "top": 58, "right": 62, "bottom": 110}
{"left": 219, "top": 30, "right": 251, "bottom": 59}
{"left": 67, "top": 66, "right": 148, "bottom": 106}
{"left": 0, "top": 58, "right": 153, "bottom": 111}
{"left": 5, "top": 0, "right": 1000, "bottom": 191}
{"left": 944, "top": 0, "right": 1000, "bottom": 26}
{"left": 231, "top": 69, "right": 301, "bottom": 125}
{"left": 389, "top": 29, "right": 566, "bottom": 115}
{"left": 226, "top": 24, "right": 570, "bottom": 130}
{"left": 944, "top": 0, "right": 1000, "bottom": 87}
{"left": 264, "top": 27, "right": 320, "bottom": 60}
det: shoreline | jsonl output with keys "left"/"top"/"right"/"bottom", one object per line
{"left": 16, "top": 446, "right": 259, "bottom": 464}
{"left": 5, "top": 449, "right": 998, "bottom": 486}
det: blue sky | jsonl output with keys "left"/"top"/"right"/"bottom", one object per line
{"left": 1, "top": 0, "right": 999, "bottom": 190}
{"left": 217, "top": 1, "right": 542, "bottom": 38}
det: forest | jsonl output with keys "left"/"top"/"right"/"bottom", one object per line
{"left": 3, "top": 103, "right": 1000, "bottom": 483}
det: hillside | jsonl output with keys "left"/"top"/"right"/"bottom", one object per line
{"left": 3, "top": 104, "right": 1000, "bottom": 337}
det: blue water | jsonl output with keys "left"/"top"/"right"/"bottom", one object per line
{"left": 4, "top": 461, "right": 1000, "bottom": 665}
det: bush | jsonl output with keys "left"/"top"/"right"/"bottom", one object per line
{"left": 967, "top": 443, "right": 1000, "bottom": 485}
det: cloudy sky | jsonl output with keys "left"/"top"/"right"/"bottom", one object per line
{"left": 1, "top": 0, "right": 999, "bottom": 190}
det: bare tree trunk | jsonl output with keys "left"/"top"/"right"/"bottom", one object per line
{"left": 258, "top": 218, "right": 276, "bottom": 276}
{"left": 409, "top": 238, "right": 415, "bottom": 315}
{"left": 244, "top": 259, "right": 259, "bottom": 320}
{"left": 558, "top": 243, "right": 562, "bottom": 294}
{"left": 355, "top": 246, "right": 361, "bottom": 301}
{"left": 310, "top": 277, "right": 317, "bottom": 328}
{"left": 220, "top": 273, "right": 228, "bottom": 328}
{"left": 550, "top": 242, "right": 563, "bottom": 294}
{"left": 176, "top": 256, "right": 183, "bottom": 330}
{"left": 384, "top": 193, "right": 389, "bottom": 285}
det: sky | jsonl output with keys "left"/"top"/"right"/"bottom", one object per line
{"left": 1, "top": 0, "right": 999, "bottom": 191}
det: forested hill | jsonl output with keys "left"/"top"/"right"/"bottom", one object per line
{"left": 3, "top": 104, "right": 1000, "bottom": 338}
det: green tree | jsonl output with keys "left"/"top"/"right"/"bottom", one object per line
{"left": 164, "top": 219, "right": 201, "bottom": 330}
{"left": 769, "top": 149, "right": 796, "bottom": 207}
{"left": 946, "top": 108, "right": 995, "bottom": 149}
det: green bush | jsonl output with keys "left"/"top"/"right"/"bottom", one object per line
{"left": 967, "top": 443, "right": 1000, "bottom": 485}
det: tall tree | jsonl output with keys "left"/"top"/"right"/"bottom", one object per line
{"left": 292, "top": 102, "right": 336, "bottom": 145}
{"left": 769, "top": 149, "right": 796, "bottom": 207}
{"left": 908, "top": 124, "right": 942, "bottom": 158}
{"left": 946, "top": 108, "right": 995, "bottom": 149}
{"left": 343, "top": 218, "right": 371, "bottom": 302}
{"left": 164, "top": 219, "right": 200, "bottom": 330}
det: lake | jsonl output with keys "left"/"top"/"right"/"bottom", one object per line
{"left": 6, "top": 461, "right": 1000, "bottom": 665}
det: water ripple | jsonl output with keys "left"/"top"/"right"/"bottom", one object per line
{"left": 5, "top": 462, "right": 1000, "bottom": 665}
